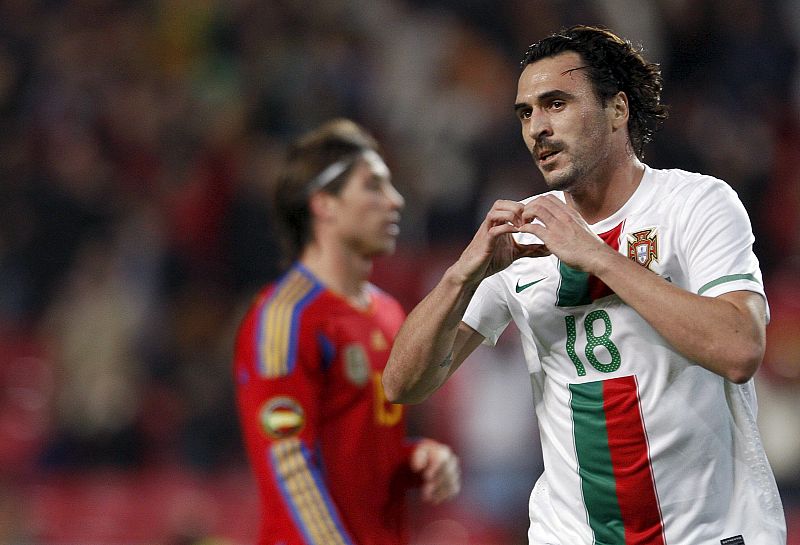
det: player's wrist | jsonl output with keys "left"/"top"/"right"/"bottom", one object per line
{"left": 443, "top": 262, "right": 483, "bottom": 291}
{"left": 586, "top": 244, "right": 624, "bottom": 278}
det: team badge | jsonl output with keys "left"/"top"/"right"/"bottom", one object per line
{"left": 371, "top": 329, "right": 388, "bottom": 351}
{"left": 259, "top": 396, "right": 305, "bottom": 438}
{"left": 627, "top": 228, "right": 658, "bottom": 269}
{"left": 344, "top": 344, "right": 370, "bottom": 386}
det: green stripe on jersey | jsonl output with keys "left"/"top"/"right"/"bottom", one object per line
{"left": 569, "top": 381, "right": 625, "bottom": 544}
{"left": 697, "top": 273, "right": 758, "bottom": 295}
{"left": 557, "top": 262, "right": 592, "bottom": 307}
{"left": 570, "top": 378, "right": 665, "bottom": 544}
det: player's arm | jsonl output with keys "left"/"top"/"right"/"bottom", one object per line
{"left": 587, "top": 248, "right": 763, "bottom": 382}
{"left": 521, "top": 194, "right": 765, "bottom": 383}
{"left": 383, "top": 283, "right": 484, "bottom": 405}
{"left": 236, "top": 302, "right": 357, "bottom": 544}
{"left": 383, "top": 200, "right": 547, "bottom": 404}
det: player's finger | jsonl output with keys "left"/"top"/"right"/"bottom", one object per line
{"left": 489, "top": 199, "right": 526, "bottom": 213}
{"left": 521, "top": 197, "right": 560, "bottom": 226}
{"left": 487, "top": 200, "right": 526, "bottom": 224}
{"left": 422, "top": 448, "right": 444, "bottom": 481}
{"left": 410, "top": 444, "right": 430, "bottom": 472}
{"left": 425, "top": 455, "right": 460, "bottom": 504}
{"left": 484, "top": 209, "right": 523, "bottom": 229}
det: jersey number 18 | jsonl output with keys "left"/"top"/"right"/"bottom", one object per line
{"left": 565, "top": 310, "right": 621, "bottom": 376}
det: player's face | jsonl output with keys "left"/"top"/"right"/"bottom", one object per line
{"left": 332, "top": 152, "right": 404, "bottom": 257}
{"left": 515, "top": 51, "right": 616, "bottom": 192}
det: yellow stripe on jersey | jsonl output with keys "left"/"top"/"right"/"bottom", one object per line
{"left": 258, "top": 270, "right": 316, "bottom": 377}
{"left": 272, "top": 439, "right": 350, "bottom": 545}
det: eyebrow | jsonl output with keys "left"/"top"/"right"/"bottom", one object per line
{"left": 514, "top": 89, "right": 576, "bottom": 114}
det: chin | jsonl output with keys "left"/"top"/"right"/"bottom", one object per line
{"left": 377, "top": 243, "right": 397, "bottom": 256}
{"left": 363, "top": 241, "right": 396, "bottom": 258}
{"left": 543, "top": 171, "right": 579, "bottom": 192}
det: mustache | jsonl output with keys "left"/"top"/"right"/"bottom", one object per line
{"left": 533, "top": 138, "right": 563, "bottom": 158}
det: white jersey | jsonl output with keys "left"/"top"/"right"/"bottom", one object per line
{"left": 463, "top": 166, "right": 786, "bottom": 545}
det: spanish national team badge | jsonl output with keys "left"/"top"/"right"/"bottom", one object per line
{"left": 371, "top": 329, "right": 388, "bottom": 351}
{"left": 344, "top": 343, "right": 370, "bottom": 386}
{"left": 627, "top": 228, "right": 658, "bottom": 269}
{"left": 259, "top": 396, "right": 305, "bottom": 438}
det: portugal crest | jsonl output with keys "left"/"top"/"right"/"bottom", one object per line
{"left": 627, "top": 228, "right": 658, "bottom": 269}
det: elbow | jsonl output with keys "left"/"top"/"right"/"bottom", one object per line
{"left": 382, "top": 377, "right": 404, "bottom": 404}
{"left": 381, "top": 371, "right": 408, "bottom": 404}
{"left": 716, "top": 294, "right": 767, "bottom": 385}
{"left": 725, "top": 368, "right": 755, "bottom": 385}
{"left": 724, "top": 360, "right": 760, "bottom": 384}
{"left": 722, "top": 344, "right": 764, "bottom": 384}
{"left": 382, "top": 371, "right": 428, "bottom": 405}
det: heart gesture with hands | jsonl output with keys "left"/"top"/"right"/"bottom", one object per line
{"left": 519, "top": 194, "right": 614, "bottom": 274}
{"left": 453, "top": 199, "right": 550, "bottom": 285}
{"left": 454, "top": 196, "right": 612, "bottom": 286}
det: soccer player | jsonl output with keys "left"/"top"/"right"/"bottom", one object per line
{"left": 234, "top": 119, "right": 460, "bottom": 545}
{"left": 383, "top": 25, "right": 786, "bottom": 544}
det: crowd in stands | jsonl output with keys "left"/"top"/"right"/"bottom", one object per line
{"left": 0, "top": 0, "right": 798, "bottom": 543}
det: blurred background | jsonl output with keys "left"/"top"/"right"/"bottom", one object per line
{"left": 0, "top": 0, "right": 798, "bottom": 543}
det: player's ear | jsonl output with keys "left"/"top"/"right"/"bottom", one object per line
{"left": 610, "top": 91, "right": 629, "bottom": 130}
{"left": 309, "top": 190, "right": 336, "bottom": 221}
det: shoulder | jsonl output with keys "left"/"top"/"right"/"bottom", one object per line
{"left": 646, "top": 166, "right": 738, "bottom": 201}
{"left": 643, "top": 166, "right": 747, "bottom": 223}
{"left": 366, "top": 283, "right": 406, "bottom": 319}
{"left": 247, "top": 267, "right": 328, "bottom": 330}
{"left": 236, "top": 267, "right": 329, "bottom": 378}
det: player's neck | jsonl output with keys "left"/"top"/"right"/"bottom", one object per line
{"left": 300, "top": 244, "right": 373, "bottom": 308}
{"left": 566, "top": 156, "right": 644, "bottom": 225}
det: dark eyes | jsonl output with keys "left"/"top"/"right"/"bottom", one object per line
{"left": 366, "top": 177, "right": 386, "bottom": 191}
{"left": 516, "top": 100, "right": 566, "bottom": 120}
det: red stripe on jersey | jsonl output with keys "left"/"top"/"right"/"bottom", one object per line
{"left": 602, "top": 376, "right": 665, "bottom": 545}
{"left": 587, "top": 221, "right": 625, "bottom": 300}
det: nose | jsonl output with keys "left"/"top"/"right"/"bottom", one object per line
{"left": 527, "top": 109, "right": 552, "bottom": 144}
{"left": 385, "top": 182, "right": 405, "bottom": 210}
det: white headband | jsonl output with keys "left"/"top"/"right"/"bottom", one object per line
{"left": 307, "top": 149, "right": 387, "bottom": 192}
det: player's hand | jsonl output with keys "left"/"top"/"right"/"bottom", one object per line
{"left": 519, "top": 194, "right": 613, "bottom": 273}
{"left": 452, "top": 200, "right": 549, "bottom": 286}
{"left": 410, "top": 439, "right": 461, "bottom": 505}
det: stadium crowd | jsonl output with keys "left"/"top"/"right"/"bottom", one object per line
{"left": 0, "top": 0, "right": 798, "bottom": 543}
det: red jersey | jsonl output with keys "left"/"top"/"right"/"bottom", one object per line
{"left": 234, "top": 264, "right": 418, "bottom": 545}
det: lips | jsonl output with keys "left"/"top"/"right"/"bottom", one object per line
{"left": 537, "top": 148, "right": 559, "bottom": 162}
{"left": 385, "top": 217, "right": 401, "bottom": 236}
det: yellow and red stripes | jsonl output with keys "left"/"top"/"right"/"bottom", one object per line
{"left": 257, "top": 268, "right": 321, "bottom": 377}
{"left": 569, "top": 375, "right": 665, "bottom": 545}
{"left": 270, "top": 438, "right": 353, "bottom": 545}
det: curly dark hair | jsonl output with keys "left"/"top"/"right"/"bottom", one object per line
{"left": 521, "top": 25, "right": 668, "bottom": 159}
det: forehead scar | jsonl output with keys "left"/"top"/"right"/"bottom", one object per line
{"left": 561, "top": 65, "right": 590, "bottom": 77}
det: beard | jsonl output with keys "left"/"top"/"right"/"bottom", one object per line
{"left": 534, "top": 141, "right": 605, "bottom": 194}
{"left": 535, "top": 150, "right": 585, "bottom": 192}
{"left": 542, "top": 164, "right": 577, "bottom": 191}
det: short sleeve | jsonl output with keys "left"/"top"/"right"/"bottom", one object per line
{"left": 463, "top": 273, "right": 512, "bottom": 346}
{"left": 678, "top": 178, "right": 766, "bottom": 303}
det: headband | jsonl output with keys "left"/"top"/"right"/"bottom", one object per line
{"left": 307, "top": 149, "right": 387, "bottom": 193}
